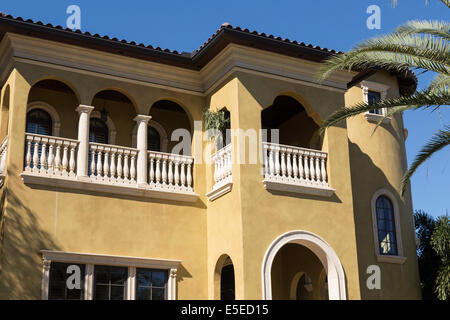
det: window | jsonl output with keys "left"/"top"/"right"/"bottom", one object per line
{"left": 220, "top": 264, "right": 235, "bottom": 300}
{"left": 89, "top": 118, "right": 109, "bottom": 144}
{"left": 26, "top": 108, "right": 52, "bottom": 136}
{"left": 376, "top": 196, "right": 398, "bottom": 256}
{"left": 368, "top": 91, "right": 382, "bottom": 115}
{"left": 41, "top": 251, "right": 179, "bottom": 300}
{"left": 48, "top": 262, "right": 85, "bottom": 300}
{"left": 148, "top": 126, "right": 161, "bottom": 152}
{"left": 136, "top": 268, "right": 168, "bottom": 300}
{"left": 94, "top": 265, "right": 128, "bottom": 300}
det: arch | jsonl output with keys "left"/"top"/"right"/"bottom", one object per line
{"left": 214, "top": 254, "right": 236, "bottom": 300}
{"left": 90, "top": 87, "right": 138, "bottom": 114}
{"left": 266, "top": 91, "right": 323, "bottom": 127}
{"left": 262, "top": 230, "right": 346, "bottom": 300}
{"left": 27, "top": 101, "right": 61, "bottom": 136}
{"left": 371, "top": 188, "right": 404, "bottom": 257}
{"left": 30, "top": 77, "right": 81, "bottom": 105}
{"left": 148, "top": 97, "right": 194, "bottom": 130}
{"left": 289, "top": 271, "right": 305, "bottom": 300}
{"left": 131, "top": 119, "right": 168, "bottom": 152}
{"left": 90, "top": 110, "right": 117, "bottom": 145}
{"left": 1, "top": 85, "right": 10, "bottom": 139}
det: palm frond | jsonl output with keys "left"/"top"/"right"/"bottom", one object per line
{"left": 401, "top": 126, "right": 450, "bottom": 195}
{"left": 396, "top": 20, "right": 450, "bottom": 41}
{"left": 320, "top": 91, "right": 450, "bottom": 134}
{"left": 393, "top": 0, "right": 450, "bottom": 8}
{"left": 371, "top": 105, "right": 414, "bottom": 135}
{"left": 427, "top": 74, "right": 450, "bottom": 94}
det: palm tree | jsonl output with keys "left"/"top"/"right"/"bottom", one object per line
{"left": 317, "top": 0, "right": 449, "bottom": 195}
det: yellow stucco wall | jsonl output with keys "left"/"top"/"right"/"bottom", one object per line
{"left": 0, "top": 45, "right": 421, "bottom": 300}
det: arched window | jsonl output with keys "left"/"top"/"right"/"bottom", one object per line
{"left": 148, "top": 126, "right": 161, "bottom": 152}
{"left": 376, "top": 196, "right": 398, "bottom": 256}
{"left": 26, "top": 109, "right": 52, "bottom": 136}
{"left": 89, "top": 118, "right": 109, "bottom": 144}
{"left": 220, "top": 258, "right": 235, "bottom": 300}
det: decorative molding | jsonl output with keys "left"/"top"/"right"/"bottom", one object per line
{"left": 41, "top": 250, "right": 181, "bottom": 300}
{"left": 27, "top": 101, "right": 61, "bottom": 136}
{"left": 261, "top": 230, "right": 346, "bottom": 300}
{"left": 370, "top": 188, "right": 404, "bottom": 258}
{"left": 21, "top": 172, "right": 199, "bottom": 203}
{"left": 361, "top": 80, "right": 391, "bottom": 124}
{"left": 364, "top": 112, "right": 391, "bottom": 124}
{"left": 376, "top": 254, "right": 407, "bottom": 264}
{"left": 132, "top": 119, "right": 168, "bottom": 152}
{"left": 206, "top": 181, "right": 233, "bottom": 201}
{"left": 263, "top": 178, "right": 335, "bottom": 197}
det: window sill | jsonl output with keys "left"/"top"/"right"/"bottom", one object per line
{"left": 364, "top": 112, "right": 391, "bottom": 124}
{"left": 376, "top": 254, "right": 407, "bottom": 264}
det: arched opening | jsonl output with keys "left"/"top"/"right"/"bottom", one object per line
{"left": 27, "top": 79, "right": 78, "bottom": 139}
{"left": 1, "top": 85, "right": 10, "bottom": 140}
{"left": 214, "top": 255, "right": 236, "bottom": 300}
{"left": 261, "top": 95, "right": 321, "bottom": 149}
{"left": 262, "top": 230, "right": 346, "bottom": 300}
{"left": 91, "top": 90, "right": 137, "bottom": 147}
{"left": 149, "top": 100, "right": 191, "bottom": 155}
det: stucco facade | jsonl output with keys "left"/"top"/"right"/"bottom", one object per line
{"left": 0, "top": 18, "right": 421, "bottom": 300}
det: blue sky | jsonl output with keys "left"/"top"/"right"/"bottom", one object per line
{"left": 1, "top": 0, "right": 448, "bottom": 217}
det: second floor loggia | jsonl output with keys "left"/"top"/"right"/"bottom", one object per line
{"left": 17, "top": 79, "right": 198, "bottom": 202}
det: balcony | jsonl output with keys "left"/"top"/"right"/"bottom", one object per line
{"left": 21, "top": 133, "right": 198, "bottom": 202}
{"left": 262, "top": 142, "right": 334, "bottom": 197}
{"left": 206, "top": 144, "right": 232, "bottom": 201}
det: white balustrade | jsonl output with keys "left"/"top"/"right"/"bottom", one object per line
{"left": 24, "top": 133, "right": 79, "bottom": 177}
{"left": 89, "top": 142, "right": 138, "bottom": 185}
{"left": 262, "top": 142, "right": 332, "bottom": 194}
{"left": 148, "top": 151, "right": 194, "bottom": 192}
{"left": 0, "top": 136, "right": 8, "bottom": 177}
{"left": 212, "top": 144, "right": 232, "bottom": 190}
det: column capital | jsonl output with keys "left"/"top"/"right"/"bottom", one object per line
{"left": 133, "top": 115, "right": 152, "bottom": 124}
{"left": 76, "top": 105, "right": 95, "bottom": 115}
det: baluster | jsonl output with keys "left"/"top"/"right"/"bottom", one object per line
{"left": 130, "top": 152, "right": 136, "bottom": 182}
{"left": 263, "top": 145, "right": 269, "bottom": 176}
{"left": 96, "top": 148, "right": 103, "bottom": 179}
{"left": 286, "top": 150, "right": 292, "bottom": 178}
{"left": 186, "top": 160, "right": 192, "bottom": 188}
{"left": 110, "top": 150, "right": 116, "bottom": 180}
{"left": 103, "top": 149, "right": 110, "bottom": 178}
{"left": 90, "top": 148, "right": 96, "bottom": 177}
{"left": 117, "top": 151, "right": 123, "bottom": 182}
{"left": 161, "top": 156, "right": 167, "bottom": 184}
{"left": 315, "top": 155, "right": 321, "bottom": 182}
{"left": 47, "top": 141, "right": 55, "bottom": 175}
{"left": 304, "top": 153, "right": 310, "bottom": 180}
{"left": 174, "top": 161, "right": 179, "bottom": 186}
{"left": 321, "top": 156, "right": 327, "bottom": 183}
{"left": 155, "top": 155, "right": 161, "bottom": 184}
{"left": 280, "top": 150, "right": 286, "bottom": 177}
{"left": 123, "top": 151, "right": 130, "bottom": 182}
{"left": 62, "top": 144, "right": 69, "bottom": 175}
{"left": 148, "top": 154, "right": 154, "bottom": 184}
{"left": 55, "top": 143, "right": 62, "bottom": 175}
{"left": 180, "top": 161, "right": 186, "bottom": 187}
{"left": 168, "top": 159, "right": 174, "bottom": 185}
{"left": 274, "top": 147, "right": 280, "bottom": 176}
{"left": 213, "top": 155, "right": 218, "bottom": 184}
{"left": 292, "top": 151, "right": 298, "bottom": 179}
{"left": 309, "top": 153, "right": 315, "bottom": 181}
{"left": 25, "top": 139, "right": 32, "bottom": 171}
{"left": 298, "top": 153, "right": 304, "bottom": 180}
{"left": 269, "top": 148, "right": 275, "bottom": 176}
{"left": 32, "top": 139, "right": 39, "bottom": 172}
{"left": 69, "top": 144, "right": 76, "bottom": 176}
{"left": 40, "top": 140, "right": 47, "bottom": 174}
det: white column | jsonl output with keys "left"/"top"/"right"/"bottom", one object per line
{"left": 134, "top": 115, "right": 152, "bottom": 186}
{"left": 76, "top": 105, "right": 94, "bottom": 180}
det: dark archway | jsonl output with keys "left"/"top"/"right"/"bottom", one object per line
{"left": 261, "top": 95, "right": 321, "bottom": 149}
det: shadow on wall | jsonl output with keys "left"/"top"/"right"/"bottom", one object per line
{"left": 0, "top": 175, "right": 61, "bottom": 299}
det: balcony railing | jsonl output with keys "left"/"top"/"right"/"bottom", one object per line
{"left": 206, "top": 144, "right": 232, "bottom": 201}
{"left": 0, "top": 136, "right": 8, "bottom": 186}
{"left": 21, "top": 133, "right": 198, "bottom": 202}
{"left": 262, "top": 142, "right": 334, "bottom": 197}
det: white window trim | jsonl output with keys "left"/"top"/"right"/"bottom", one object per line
{"left": 90, "top": 110, "right": 117, "bottom": 145}
{"left": 132, "top": 119, "right": 168, "bottom": 152}
{"left": 41, "top": 250, "right": 180, "bottom": 300}
{"left": 360, "top": 81, "right": 391, "bottom": 124}
{"left": 370, "top": 189, "right": 406, "bottom": 264}
{"left": 27, "top": 101, "right": 61, "bottom": 136}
